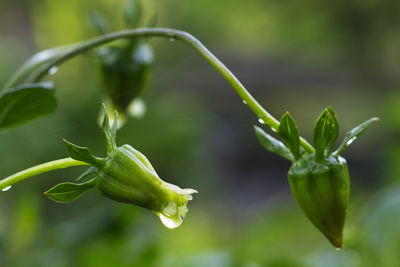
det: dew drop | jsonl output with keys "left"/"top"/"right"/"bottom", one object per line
{"left": 127, "top": 98, "right": 146, "bottom": 119}
{"left": 157, "top": 213, "right": 182, "bottom": 229}
{"left": 271, "top": 127, "right": 277, "bottom": 132}
{"left": 169, "top": 37, "right": 176, "bottom": 42}
{"left": 346, "top": 137, "right": 357, "bottom": 146}
{"left": 258, "top": 118, "right": 265, "bottom": 124}
{"left": 48, "top": 66, "right": 58, "bottom": 75}
{"left": 2, "top": 186, "right": 11, "bottom": 192}
{"left": 242, "top": 100, "right": 247, "bottom": 105}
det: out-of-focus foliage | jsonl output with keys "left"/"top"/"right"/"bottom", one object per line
{"left": 0, "top": 0, "right": 399, "bottom": 266}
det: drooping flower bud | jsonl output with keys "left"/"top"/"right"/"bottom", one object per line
{"left": 45, "top": 104, "right": 197, "bottom": 229}
{"left": 255, "top": 107, "right": 378, "bottom": 248}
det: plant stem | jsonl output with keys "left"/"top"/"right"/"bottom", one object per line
{"left": 0, "top": 158, "right": 88, "bottom": 191}
{"left": 25, "top": 27, "right": 314, "bottom": 153}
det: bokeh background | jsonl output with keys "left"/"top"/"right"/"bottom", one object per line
{"left": 1, "top": 0, "right": 400, "bottom": 266}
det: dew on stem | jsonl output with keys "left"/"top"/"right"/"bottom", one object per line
{"left": 258, "top": 118, "right": 265, "bottom": 124}
{"left": 48, "top": 66, "right": 58, "bottom": 75}
{"left": 2, "top": 186, "right": 12, "bottom": 192}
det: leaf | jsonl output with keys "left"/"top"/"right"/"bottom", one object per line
{"left": 101, "top": 103, "right": 117, "bottom": 153}
{"left": 313, "top": 107, "right": 339, "bottom": 160}
{"left": 254, "top": 126, "right": 294, "bottom": 161}
{"left": 0, "top": 82, "right": 57, "bottom": 130}
{"left": 124, "top": 0, "right": 142, "bottom": 28}
{"left": 335, "top": 117, "right": 379, "bottom": 155}
{"left": 63, "top": 139, "right": 104, "bottom": 167}
{"left": 278, "top": 112, "right": 301, "bottom": 160}
{"left": 45, "top": 178, "right": 97, "bottom": 203}
{"left": 76, "top": 167, "right": 98, "bottom": 182}
{"left": 88, "top": 10, "right": 110, "bottom": 34}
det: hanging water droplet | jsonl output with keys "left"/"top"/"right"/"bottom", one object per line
{"left": 258, "top": 118, "right": 265, "bottom": 124}
{"left": 169, "top": 37, "right": 176, "bottom": 42}
{"left": 346, "top": 137, "right": 357, "bottom": 146}
{"left": 2, "top": 186, "right": 11, "bottom": 192}
{"left": 127, "top": 98, "right": 146, "bottom": 119}
{"left": 48, "top": 66, "right": 58, "bottom": 75}
{"left": 157, "top": 212, "right": 182, "bottom": 229}
{"left": 242, "top": 100, "right": 247, "bottom": 105}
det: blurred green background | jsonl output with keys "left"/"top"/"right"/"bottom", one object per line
{"left": 1, "top": 0, "right": 400, "bottom": 266}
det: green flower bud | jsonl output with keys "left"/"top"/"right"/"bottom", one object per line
{"left": 96, "top": 144, "right": 197, "bottom": 228}
{"left": 45, "top": 105, "right": 196, "bottom": 229}
{"left": 288, "top": 154, "right": 349, "bottom": 248}
{"left": 254, "top": 107, "right": 378, "bottom": 248}
{"left": 98, "top": 42, "right": 153, "bottom": 126}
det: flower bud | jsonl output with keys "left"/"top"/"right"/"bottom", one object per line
{"left": 288, "top": 154, "right": 349, "bottom": 248}
{"left": 96, "top": 144, "right": 196, "bottom": 228}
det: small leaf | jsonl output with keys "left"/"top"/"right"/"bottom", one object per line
{"left": 313, "top": 107, "right": 339, "bottom": 161}
{"left": 0, "top": 82, "right": 56, "bottom": 129}
{"left": 63, "top": 139, "right": 104, "bottom": 167}
{"left": 76, "top": 167, "right": 98, "bottom": 182}
{"left": 101, "top": 103, "right": 117, "bottom": 153}
{"left": 45, "top": 178, "right": 97, "bottom": 203}
{"left": 124, "top": 0, "right": 142, "bottom": 28}
{"left": 279, "top": 112, "right": 301, "bottom": 160}
{"left": 88, "top": 10, "right": 110, "bottom": 34}
{"left": 335, "top": 117, "right": 379, "bottom": 155}
{"left": 254, "top": 126, "right": 294, "bottom": 161}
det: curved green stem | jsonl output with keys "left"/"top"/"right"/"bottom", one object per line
{"left": 0, "top": 158, "right": 88, "bottom": 191}
{"left": 19, "top": 27, "right": 314, "bottom": 153}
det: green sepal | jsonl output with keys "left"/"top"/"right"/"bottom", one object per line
{"left": 76, "top": 167, "right": 99, "bottom": 182}
{"left": 88, "top": 10, "right": 110, "bottom": 34}
{"left": 278, "top": 112, "right": 301, "bottom": 160}
{"left": 63, "top": 139, "right": 104, "bottom": 167}
{"left": 124, "top": 0, "right": 142, "bottom": 28}
{"left": 101, "top": 103, "right": 118, "bottom": 153}
{"left": 0, "top": 82, "right": 57, "bottom": 130}
{"left": 313, "top": 107, "right": 339, "bottom": 161}
{"left": 44, "top": 178, "right": 97, "bottom": 203}
{"left": 335, "top": 117, "right": 379, "bottom": 155}
{"left": 254, "top": 126, "right": 294, "bottom": 162}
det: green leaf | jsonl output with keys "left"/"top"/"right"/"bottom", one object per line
{"left": 313, "top": 107, "right": 339, "bottom": 161}
{"left": 124, "top": 0, "right": 142, "bottom": 28}
{"left": 0, "top": 82, "right": 57, "bottom": 130}
{"left": 101, "top": 103, "right": 117, "bottom": 153}
{"left": 76, "top": 167, "right": 98, "bottom": 182}
{"left": 45, "top": 178, "right": 97, "bottom": 203}
{"left": 88, "top": 10, "right": 110, "bottom": 34}
{"left": 63, "top": 139, "right": 104, "bottom": 167}
{"left": 254, "top": 126, "right": 294, "bottom": 161}
{"left": 335, "top": 117, "right": 379, "bottom": 155}
{"left": 278, "top": 112, "right": 301, "bottom": 160}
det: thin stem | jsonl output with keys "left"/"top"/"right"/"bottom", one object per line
{"left": 0, "top": 158, "right": 88, "bottom": 191}
{"left": 26, "top": 27, "right": 314, "bottom": 153}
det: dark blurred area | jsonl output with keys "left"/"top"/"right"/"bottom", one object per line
{"left": 1, "top": 0, "right": 400, "bottom": 266}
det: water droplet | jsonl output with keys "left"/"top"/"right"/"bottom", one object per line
{"left": 242, "top": 100, "right": 247, "bottom": 105}
{"left": 157, "top": 213, "right": 182, "bottom": 229}
{"left": 48, "top": 66, "right": 58, "bottom": 75}
{"left": 127, "top": 98, "right": 146, "bottom": 119}
{"left": 271, "top": 127, "right": 277, "bottom": 132}
{"left": 2, "top": 186, "right": 11, "bottom": 192}
{"left": 346, "top": 137, "right": 357, "bottom": 146}
{"left": 258, "top": 118, "right": 265, "bottom": 124}
{"left": 169, "top": 37, "right": 176, "bottom": 42}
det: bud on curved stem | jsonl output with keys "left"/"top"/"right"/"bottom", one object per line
{"left": 255, "top": 106, "right": 378, "bottom": 248}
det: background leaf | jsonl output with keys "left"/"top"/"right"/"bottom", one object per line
{"left": 313, "top": 107, "right": 339, "bottom": 160}
{"left": 254, "top": 126, "right": 294, "bottom": 161}
{"left": 124, "top": 0, "right": 142, "bottom": 28}
{"left": 44, "top": 179, "right": 97, "bottom": 203}
{"left": 0, "top": 82, "right": 56, "bottom": 130}
{"left": 278, "top": 112, "right": 301, "bottom": 160}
